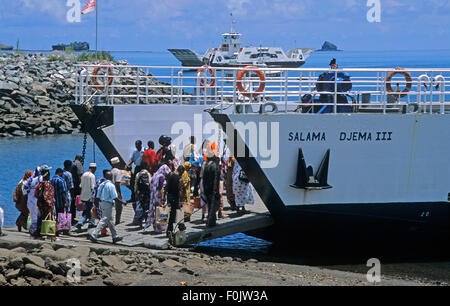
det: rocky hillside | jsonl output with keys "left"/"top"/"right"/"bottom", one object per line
{"left": 0, "top": 53, "right": 174, "bottom": 138}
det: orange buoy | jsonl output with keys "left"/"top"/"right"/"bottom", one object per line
{"left": 197, "top": 65, "right": 216, "bottom": 92}
{"left": 91, "top": 63, "right": 113, "bottom": 91}
{"left": 386, "top": 67, "right": 412, "bottom": 98}
{"left": 236, "top": 66, "right": 266, "bottom": 98}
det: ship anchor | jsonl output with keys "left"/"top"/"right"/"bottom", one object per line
{"left": 290, "top": 148, "right": 332, "bottom": 190}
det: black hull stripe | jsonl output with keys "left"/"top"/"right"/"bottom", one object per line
{"left": 212, "top": 113, "right": 287, "bottom": 220}
{"left": 70, "top": 105, "right": 126, "bottom": 169}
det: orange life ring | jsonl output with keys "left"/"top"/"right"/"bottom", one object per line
{"left": 386, "top": 67, "right": 412, "bottom": 98}
{"left": 197, "top": 65, "right": 215, "bottom": 92}
{"left": 236, "top": 66, "right": 266, "bottom": 98}
{"left": 91, "top": 63, "right": 113, "bottom": 91}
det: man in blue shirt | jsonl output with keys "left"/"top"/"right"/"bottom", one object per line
{"left": 89, "top": 170, "right": 127, "bottom": 244}
{"left": 50, "top": 168, "right": 69, "bottom": 217}
{"left": 126, "top": 140, "right": 144, "bottom": 203}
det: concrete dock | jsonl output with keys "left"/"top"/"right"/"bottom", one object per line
{"left": 2, "top": 194, "right": 273, "bottom": 250}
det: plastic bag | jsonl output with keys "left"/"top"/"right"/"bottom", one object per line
{"left": 57, "top": 212, "right": 72, "bottom": 232}
{"left": 40, "top": 213, "right": 56, "bottom": 236}
{"left": 156, "top": 205, "right": 170, "bottom": 226}
{"left": 120, "top": 170, "right": 131, "bottom": 187}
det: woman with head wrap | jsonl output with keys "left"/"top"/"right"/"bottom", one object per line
{"left": 13, "top": 170, "right": 33, "bottom": 231}
{"left": 232, "top": 162, "right": 255, "bottom": 213}
{"left": 23, "top": 167, "right": 43, "bottom": 238}
{"left": 145, "top": 164, "right": 171, "bottom": 233}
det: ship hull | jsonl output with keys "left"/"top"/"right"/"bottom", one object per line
{"left": 210, "top": 112, "right": 450, "bottom": 234}
{"left": 68, "top": 104, "right": 449, "bottom": 237}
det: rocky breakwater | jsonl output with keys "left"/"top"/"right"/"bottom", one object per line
{"left": 0, "top": 53, "right": 175, "bottom": 138}
{"left": 0, "top": 53, "right": 83, "bottom": 137}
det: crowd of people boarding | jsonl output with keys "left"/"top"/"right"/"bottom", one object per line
{"left": 8, "top": 135, "right": 255, "bottom": 244}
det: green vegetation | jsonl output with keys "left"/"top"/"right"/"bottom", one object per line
{"left": 48, "top": 55, "right": 66, "bottom": 62}
{"left": 52, "top": 41, "right": 89, "bottom": 51}
{"left": 65, "top": 46, "right": 75, "bottom": 55}
{"left": 77, "top": 51, "right": 115, "bottom": 62}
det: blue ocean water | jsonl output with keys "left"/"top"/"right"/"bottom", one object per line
{"left": 1, "top": 49, "right": 449, "bottom": 250}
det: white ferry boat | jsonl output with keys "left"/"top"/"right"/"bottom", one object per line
{"left": 169, "top": 21, "right": 313, "bottom": 69}
{"left": 70, "top": 64, "right": 450, "bottom": 238}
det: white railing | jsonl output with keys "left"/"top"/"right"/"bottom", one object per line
{"left": 74, "top": 64, "right": 450, "bottom": 115}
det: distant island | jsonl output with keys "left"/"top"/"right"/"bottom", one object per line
{"left": 317, "top": 41, "right": 342, "bottom": 52}
{"left": 0, "top": 43, "right": 13, "bottom": 51}
{"left": 52, "top": 41, "right": 90, "bottom": 51}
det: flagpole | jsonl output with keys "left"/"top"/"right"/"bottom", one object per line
{"left": 95, "top": 0, "right": 98, "bottom": 61}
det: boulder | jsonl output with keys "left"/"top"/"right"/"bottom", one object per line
{"left": 5, "top": 123, "right": 20, "bottom": 132}
{"left": 22, "top": 264, "right": 53, "bottom": 279}
{"left": 11, "top": 278, "right": 29, "bottom": 286}
{"left": 8, "top": 256, "right": 24, "bottom": 269}
{"left": 53, "top": 248, "right": 79, "bottom": 261}
{"left": 26, "top": 277, "right": 42, "bottom": 286}
{"left": 162, "top": 259, "right": 182, "bottom": 268}
{"left": 0, "top": 248, "right": 12, "bottom": 259}
{"left": 72, "top": 246, "right": 91, "bottom": 258}
{"left": 101, "top": 256, "right": 128, "bottom": 272}
{"left": 103, "top": 276, "right": 133, "bottom": 286}
{"left": 0, "top": 81, "right": 19, "bottom": 92}
{"left": 31, "top": 83, "right": 47, "bottom": 95}
{"left": 33, "top": 126, "right": 47, "bottom": 135}
{"left": 6, "top": 268, "right": 21, "bottom": 280}
{"left": 23, "top": 255, "right": 46, "bottom": 268}
{"left": 44, "top": 258, "right": 66, "bottom": 276}
{"left": 0, "top": 274, "right": 7, "bottom": 285}
{"left": 12, "top": 130, "right": 27, "bottom": 137}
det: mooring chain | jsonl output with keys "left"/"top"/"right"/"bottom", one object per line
{"left": 81, "top": 131, "right": 88, "bottom": 166}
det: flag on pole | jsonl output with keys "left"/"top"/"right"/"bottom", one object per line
{"left": 81, "top": 0, "right": 96, "bottom": 15}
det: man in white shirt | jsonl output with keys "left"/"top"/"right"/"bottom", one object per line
{"left": 76, "top": 163, "right": 97, "bottom": 229}
{"left": 111, "top": 157, "right": 125, "bottom": 225}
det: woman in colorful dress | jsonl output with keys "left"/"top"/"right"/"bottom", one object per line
{"left": 13, "top": 170, "right": 33, "bottom": 232}
{"left": 145, "top": 164, "right": 171, "bottom": 233}
{"left": 232, "top": 162, "right": 255, "bottom": 213}
{"left": 34, "top": 167, "right": 56, "bottom": 240}
{"left": 179, "top": 162, "right": 191, "bottom": 205}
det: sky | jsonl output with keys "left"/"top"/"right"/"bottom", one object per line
{"left": 0, "top": 0, "right": 449, "bottom": 52}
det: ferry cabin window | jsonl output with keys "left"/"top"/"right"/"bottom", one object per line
{"left": 250, "top": 53, "right": 278, "bottom": 59}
